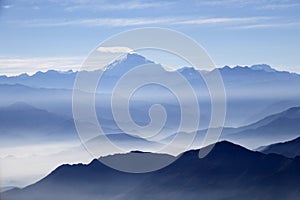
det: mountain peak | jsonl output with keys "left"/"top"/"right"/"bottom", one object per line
{"left": 125, "top": 53, "right": 150, "bottom": 61}
{"left": 177, "top": 66, "right": 197, "bottom": 73}
{"left": 222, "top": 65, "right": 231, "bottom": 70}
{"left": 106, "top": 53, "right": 154, "bottom": 71}
{"left": 262, "top": 136, "right": 300, "bottom": 158}
{"left": 4, "top": 102, "right": 37, "bottom": 111}
{"left": 219, "top": 65, "right": 248, "bottom": 71}
{"left": 177, "top": 67, "right": 202, "bottom": 78}
{"left": 250, "top": 64, "right": 277, "bottom": 72}
{"left": 283, "top": 107, "right": 300, "bottom": 118}
{"left": 219, "top": 64, "right": 277, "bottom": 73}
{"left": 33, "top": 70, "right": 67, "bottom": 76}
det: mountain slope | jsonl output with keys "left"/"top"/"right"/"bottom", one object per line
{"left": 261, "top": 136, "right": 300, "bottom": 158}
{"left": 1, "top": 56, "right": 300, "bottom": 127}
{"left": 0, "top": 102, "right": 76, "bottom": 146}
{"left": 0, "top": 83, "right": 74, "bottom": 116}
{"left": 0, "top": 54, "right": 152, "bottom": 90}
{"left": 223, "top": 107, "right": 300, "bottom": 149}
{"left": 0, "top": 70, "right": 77, "bottom": 89}
{"left": 3, "top": 141, "right": 300, "bottom": 200}
{"left": 250, "top": 64, "right": 277, "bottom": 72}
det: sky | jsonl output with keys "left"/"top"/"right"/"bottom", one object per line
{"left": 0, "top": 0, "right": 300, "bottom": 75}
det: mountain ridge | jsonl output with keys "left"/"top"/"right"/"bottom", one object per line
{"left": 222, "top": 106, "right": 300, "bottom": 149}
{"left": 0, "top": 102, "right": 76, "bottom": 146}
{"left": 261, "top": 136, "right": 300, "bottom": 158}
{"left": 3, "top": 140, "right": 300, "bottom": 200}
{"left": 0, "top": 52, "right": 298, "bottom": 90}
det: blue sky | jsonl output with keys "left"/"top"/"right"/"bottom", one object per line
{"left": 0, "top": 0, "right": 299, "bottom": 75}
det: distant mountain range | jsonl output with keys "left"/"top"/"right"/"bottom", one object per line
{"left": 221, "top": 106, "right": 300, "bottom": 149}
{"left": 1, "top": 53, "right": 300, "bottom": 150}
{"left": 250, "top": 64, "right": 277, "bottom": 72}
{"left": 1, "top": 100, "right": 300, "bottom": 152}
{"left": 0, "top": 102, "right": 76, "bottom": 146}
{"left": 261, "top": 136, "right": 300, "bottom": 158}
{"left": 1, "top": 53, "right": 300, "bottom": 127}
{"left": 166, "top": 106, "right": 300, "bottom": 150}
{"left": 3, "top": 141, "right": 300, "bottom": 200}
{"left": 0, "top": 70, "right": 77, "bottom": 89}
{"left": 0, "top": 83, "right": 74, "bottom": 117}
{"left": 0, "top": 54, "right": 298, "bottom": 91}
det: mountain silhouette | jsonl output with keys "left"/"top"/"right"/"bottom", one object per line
{"left": 3, "top": 141, "right": 300, "bottom": 200}
{"left": 250, "top": 64, "right": 277, "bottom": 72}
{"left": 0, "top": 83, "right": 74, "bottom": 117}
{"left": 223, "top": 107, "right": 300, "bottom": 149}
{"left": 0, "top": 70, "right": 77, "bottom": 89}
{"left": 0, "top": 102, "right": 76, "bottom": 146}
{"left": 1, "top": 54, "right": 300, "bottom": 127}
{"left": 261, "top": 136, "right": 300, "bottom": 158}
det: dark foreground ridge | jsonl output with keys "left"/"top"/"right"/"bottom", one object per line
{"left": 3, "top": 141, "right": 300, "bottom": 200}
{"left": 262, "top": 136, "right": 300, "bottom": 158}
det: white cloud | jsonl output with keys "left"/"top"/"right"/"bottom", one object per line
{"left": 15, "top": 16, "right": 275, "bottom": 28}
{"left": 32, "top": 6, "right": 40, "bottom": 10}
{"left": 96, "top": 46, "right": 134, "bottom": 53}
{"left": 2, "top": 5, "right": 13, "bottom": 9}
{"left": 18, "top": 17, "right": 178, "bottom": 27}
{"left": 105, "top": 1, "right": 173, "bottom": 10}
{"left": 175, "top": 17, "right": 270, "bottom": 25}
{"left": 65, "top": 1, "right": 174, "bottom": 11}
{"left": 198, "top": 0, "right": 300, "bottom": 10}
{"left": 198, "top": 0, "right": 254, "bottom": 7}
{"left": 259, "top": 3, "right": 300, "bottom": 10}
{"left": 0, "top": 56, "right": 83, "bottom": 76}
{"left": 232, "top": 22, "right": 300, "bottom": 29}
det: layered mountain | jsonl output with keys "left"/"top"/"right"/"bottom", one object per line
{"left": 0, "top": 102, "right": 76, "bottom": 146}
{"left": 1, "top": 55, "right": 300, "bottom": 127}
{"left": 0, "top": 54, "right": 153, "bottom": 90}
{"left": 0, "top": 83, "right": 74, "bottom": 117}
{"left": 1, "top": 54, "right": 300, "bottom": 144}
{"left": 3, "top": 141, "right": 300, "bottom": 200}
{"left": 1, "top": 60, "right": 298, "bottom": 93}
{"left": 261, "top": 136, "right": 300, "bottom": 158}
{"left": 250, "top": 64, "right": 277, "bottom": 72}
{"left": 0, "top": 70, "right": 77, "bottom": 89}
{"left": 222, "top": 107, "right": 300, "bottom": 149}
